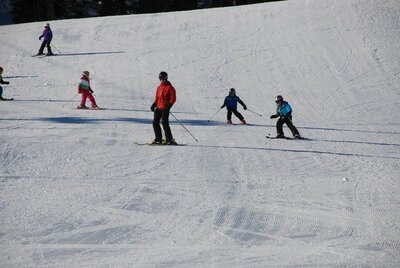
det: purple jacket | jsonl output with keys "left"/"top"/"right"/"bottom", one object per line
{"left": 40, "top": 27, "right": 53, "bottom": 42}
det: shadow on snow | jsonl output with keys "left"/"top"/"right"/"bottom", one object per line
{"left": 54, "top": 51, "right": 125, "bottom": 57}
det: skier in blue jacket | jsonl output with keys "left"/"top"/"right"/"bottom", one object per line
{"left": 270, "top": 95, "right": 300, "bottom": 138}
{"left": 221, "top": 88, "right": 247, "bottom": 124}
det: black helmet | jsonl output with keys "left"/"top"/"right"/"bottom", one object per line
{"left": 229, "top": 88, "right": 236, "bottom": 95}
{"left": 275, "top": 95, "right": 283, "bottom": 104}
{"left": 159, "top": 71, "right": 168, "bottom": 81}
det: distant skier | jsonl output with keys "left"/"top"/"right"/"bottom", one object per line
{"left": 77, "top": 71, "right": 99, "bottom": 109}
{"left": 270, "top": 95, "right": 300, "bottom": 138}
{"left": 37, "top": 23, "right": 53, "bottom": 56}
{"left": 221, "top": 88, "right": 247, "bottom": 124}
{"left": 0, "top": 67, "right": 12, "bottom": 101}
{"left": 150, "top": 71, "right": 177, "bottom": 145}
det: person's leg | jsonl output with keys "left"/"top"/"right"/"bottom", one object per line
{"left": 276, "top": 117, "right": 285, "bottom": 136}
{"left": 46, "top": 41, "right": 53, "bottom": 55}
{"left": 0, "top": 85, "right": 3, "bottom": 98}
{"left": 38, "top": 41, "right": 46, "bottom": 54}
{"left": 153, "top": 109, "right": 163, "bottom": 142}
{"left": 80, "top": 91, "right": 88, "bottom": 107}
{"left": 161, "top": 109, "right": 173, "bottom": 141}
{"left": 227, "top": 110, "right": 233, "bottom": 121}
{"left": 232, "top": 109, "right": 244, "bottom": 121}
{"left": 87, "top": 92, "right": 97, "bottom": 107}
{"left": 284, "top": 116, "right": 300, "bottom": 136}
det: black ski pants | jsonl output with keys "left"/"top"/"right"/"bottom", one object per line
{"left": 39, "top": 40, "right": 52, "bottom": 54}
{"left": 276, "top": 116, "right": 299, "bottom": 136}
{"left": 227, "top": 109, "right": 244, "bottom": 121}
{"left": 153, "top": 108, "right": 173, "bottom": 142}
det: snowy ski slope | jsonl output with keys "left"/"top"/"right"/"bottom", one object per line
{"left": 1, "top": 0, "right": 400, "bottom": 266}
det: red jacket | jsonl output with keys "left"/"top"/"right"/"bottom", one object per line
{"left": 154, "top": 81, "right": 176, "bottom": 109}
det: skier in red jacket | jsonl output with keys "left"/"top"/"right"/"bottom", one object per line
{"left": 150, "top": 71, "right": 177, "bottom": 145}
{"left": 77, "top": 71, "right": 99, "bottom": 109}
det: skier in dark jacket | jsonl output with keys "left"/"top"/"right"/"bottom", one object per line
{"left": 0, "top": 66, "right": 12, "bottom": 101}
{"left": 37, "top": 23, "right": 53, "bottom": 56}
{"left": 270, "top": 95, "right": 300, "bottom": 138}
{"left": 221, "top": 88, "right": 247, "bottom": 124}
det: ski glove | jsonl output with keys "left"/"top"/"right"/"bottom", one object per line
{"left": 151, "top": 103, "right": 157, "bottom": 112}
{"left": 270, "top": 114, "right": 279, "bottom": 119}
{"left": 221, "top": 105, "right": 225, "bottom": 109}
{"left": 243, "top": 105, "right": 247, "bottom": 110}
{"left": 166, "top": 104, "right": 173, "bottom": 110}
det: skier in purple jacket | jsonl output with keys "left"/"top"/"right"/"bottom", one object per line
{"left": 37, "top": 23, "right": 53, "bottom": 56}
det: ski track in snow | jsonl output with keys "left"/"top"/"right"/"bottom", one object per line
{"left": 1, "top": 0, "right": 400, "bottom": 267}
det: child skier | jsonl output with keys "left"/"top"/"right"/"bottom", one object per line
{"left": 37, "top": 23, "right": 53, "bottom": 56}
{"left": 270, "top": 95, "right": 301, "bottom": 138}
{"left": 0, "top": 67, "right": 12, "bottom": 101}
{"left": 77, "top": 71, "right": 99, "bottom": 109}
{"left": 221, "top": 88, "right": 247, "bottom": 124}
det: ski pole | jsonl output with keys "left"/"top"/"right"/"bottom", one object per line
{"left": 207, "top": 108, "right": 222, "bottom": 122}
{"left": 170, "top": 112, "right": 199, "bottom": 142}
{"left": 246, "top": 108, "right": 263, "bottom": 117}
{"left": 51, "top": 43, "right": 61, "bottom": 54}
{"left": 61, "top": 93, "right": 79, "bottom": 107}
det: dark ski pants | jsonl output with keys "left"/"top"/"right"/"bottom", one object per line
{"left": 38, "top": 40, "right": 52, "bottom": 54}
{"left": 277, "top": 116, "right": 299, "bottom": 136}
{"left": 227, "top": 109, "right": 244, "bottom": 121}
{"left": 0, "top": 86, "right": 3, "bottom": 97}
{"left": 153, "top": 108, "right": 173, "bottom": 142}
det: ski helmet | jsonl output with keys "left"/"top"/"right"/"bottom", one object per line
{"left": 229, "top": 88, "right": 236, "bottom": 95}
{"left": 275, "top": 95, "right": 283, "bottom": 104}
{"left": 44, "top": 23, "right": 50, "bottom": 28}
{"left": 82, "top": 71, "right": 90, "bottom": 77}
{"left": 159, "top": 71, "right": 168, "bottom": 81}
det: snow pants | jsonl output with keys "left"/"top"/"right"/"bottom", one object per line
{"left": 80, "top": 90, "right": 97, "bottom": 107}
{"left": 38, "top": 40, "right": 52, "bottom": 54}
{"left": 0, "top": 85, "right": 2, "bottom": 97}
{"left": 227, "top": 109, "right": 244, "bottom": 121}
{"left": 276, "top": 116, "right": 299, "bottom": 136}
{"left": 153, "top": 108, "right": 173, "bottom": 142}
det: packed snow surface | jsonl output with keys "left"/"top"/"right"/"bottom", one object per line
{"left": 1, "top": 0, "right": 400, "bottom": 267}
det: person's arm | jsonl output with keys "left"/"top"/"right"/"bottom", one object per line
{"left": 237, "top": 97, "right": 246, "bottom": 110}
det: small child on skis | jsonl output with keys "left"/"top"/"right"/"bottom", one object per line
{"left": 221, "top": 88, "right": 247, "bottom": 124}
{"left": 270, "top": 95, "right": 301, "bottom": 138}
{"left": 37, "top": 23, "right": 53, "bottom": 56}
{"left": 0, "top": 67, "right": 12, "bottom": 101}
{"left": 77, "top": 71, "right": 99, "bottom": 109}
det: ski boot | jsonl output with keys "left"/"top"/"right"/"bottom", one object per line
{"left": 162, "top": 139, "right": 178, "bottom": 145}
{"left": 294, "top": 134, "right": 302, "bottom": 139}
{"left": 227, "top": 120, "right": 233, "bottom": 124}
{"left": 240, "top": 120, "right": 247, "bottom": 125}
{"left": 276, "top": 134, "right": 286, "bottom": 139}
{"left": 77, "top": 105, "right": 88, "bottom": 109}
{"left": 150, "top": 139, "right": 162, "bottom": 145}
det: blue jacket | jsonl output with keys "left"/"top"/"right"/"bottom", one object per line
{"left": 221, "top": 95, "right": 246, "bottom": 110}
{"left": 40, "top": 28, "right": 53, "bottom": 42}
{"left": 276, "top": 101, "right": 292, "bottom": 117}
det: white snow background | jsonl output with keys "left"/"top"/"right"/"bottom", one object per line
{"left": 1, "top": 0, "right": 400, "bottom": 267}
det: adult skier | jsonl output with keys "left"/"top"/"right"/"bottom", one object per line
{"left": 150, "top": 71, "right": 177, "bottom": 145}
{"left": 0, "top": 67, "right": 12, "bottom": 101}
{"left": 37, "top": 23, "right": 53, "bottom": 56}
{"left": 77, "top": 71, "right": 99, "bottom": 109}
{"left": 221, "top": 88, "right": 247, "bottom": 124}
{"left": 270, "top": 95, "right": 301, "bottom": 138}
